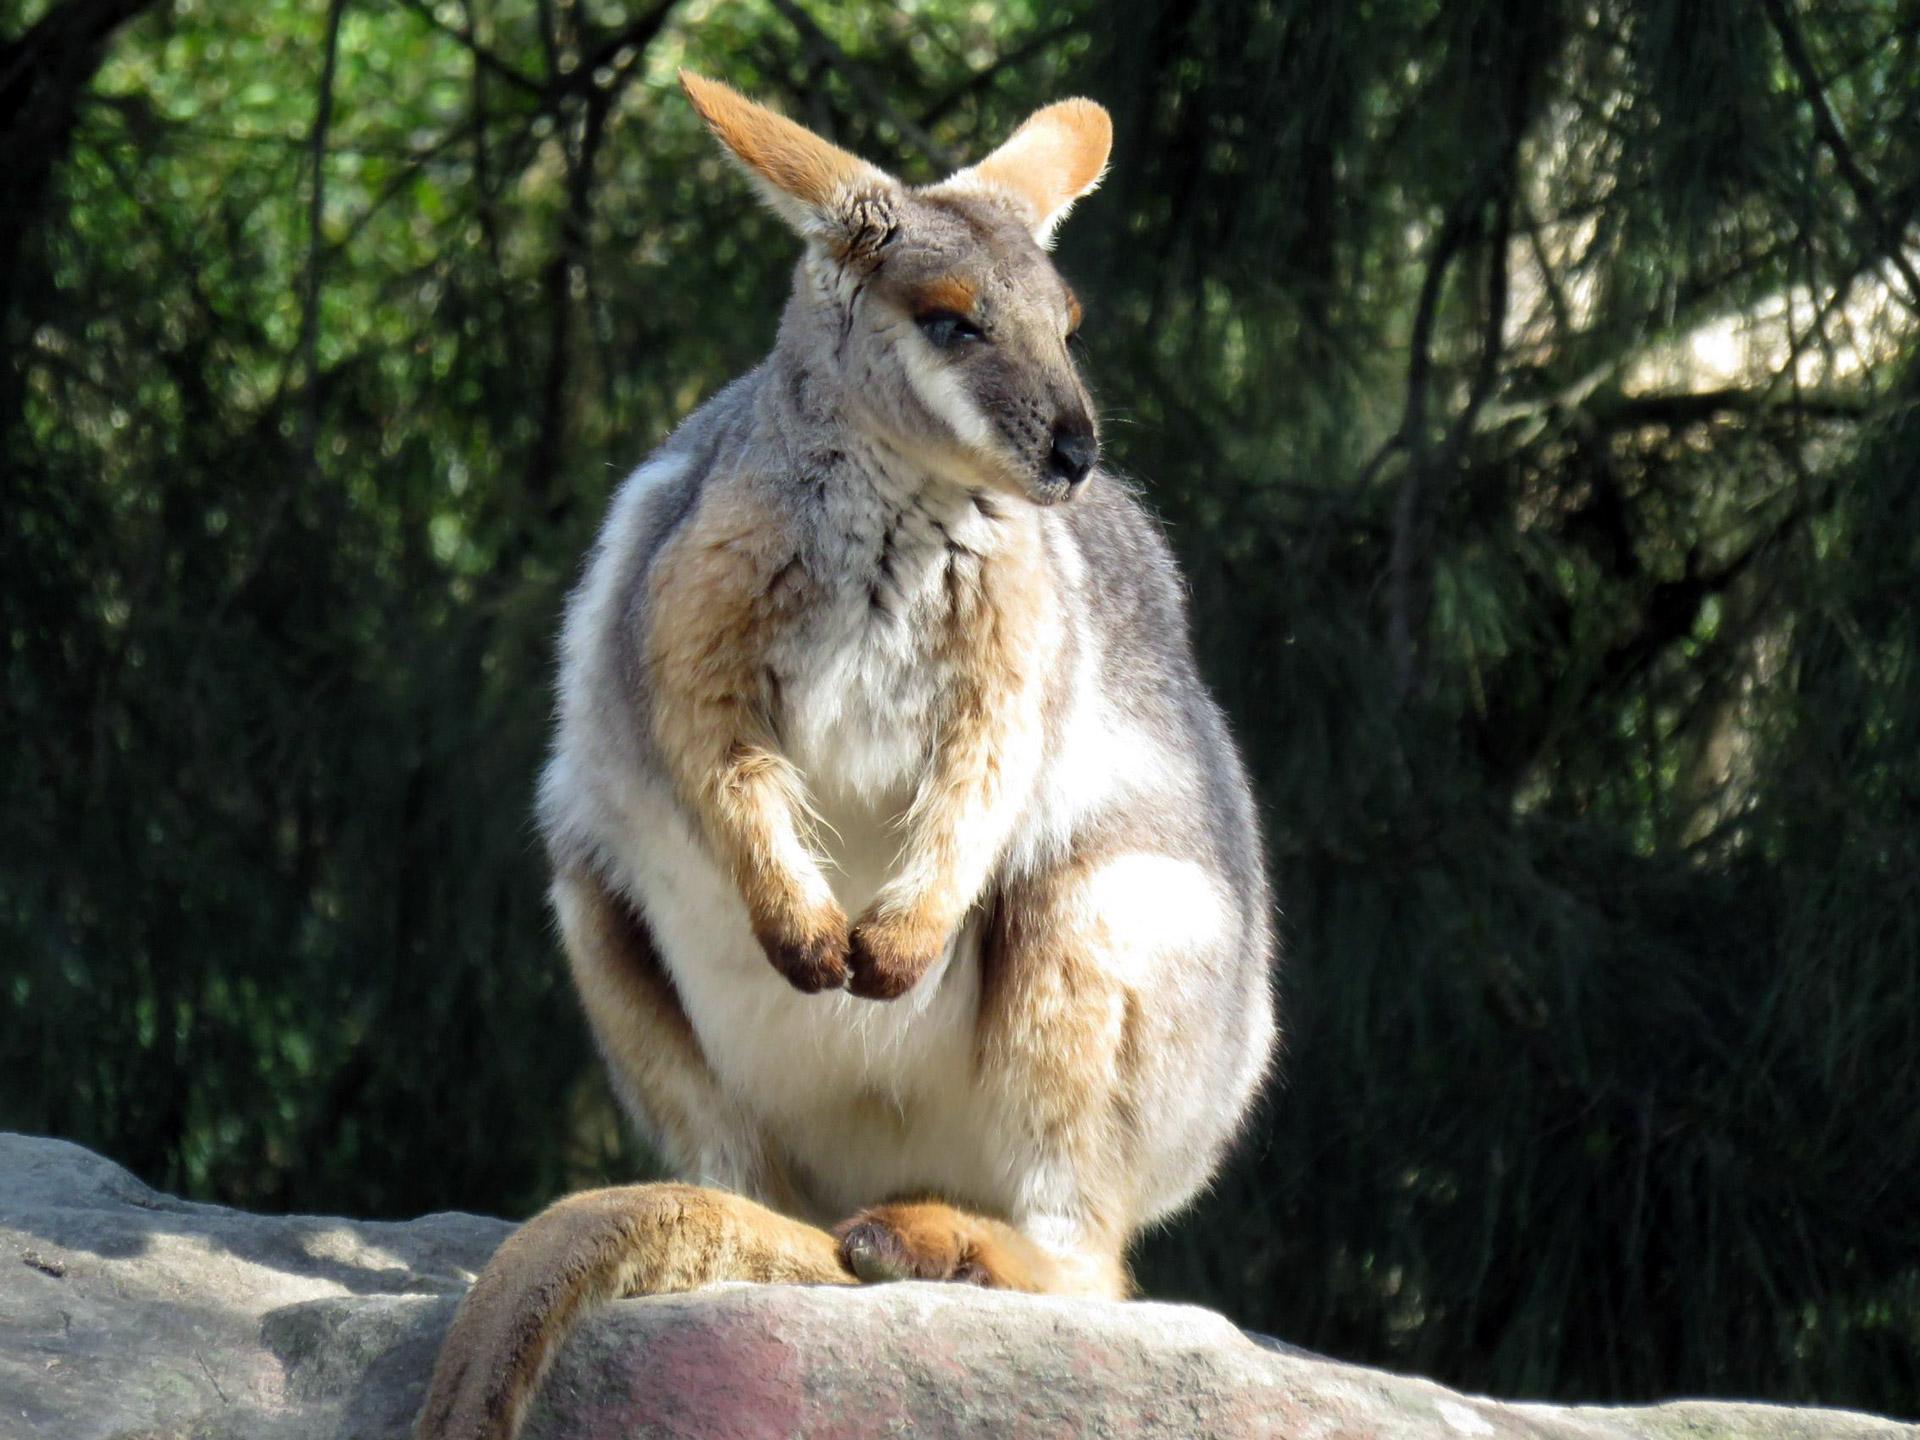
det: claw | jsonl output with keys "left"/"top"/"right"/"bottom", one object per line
{"left": 840, "top": 1220, "right": 918, "bottom": 1283}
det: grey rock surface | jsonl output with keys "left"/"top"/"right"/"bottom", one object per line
{"left": 1, "top": 1132, "right": 1910, "bottom": 1439}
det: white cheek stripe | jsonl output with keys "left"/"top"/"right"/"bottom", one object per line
{"left": 898, "top": 334, "right": 996, "bottom": 453}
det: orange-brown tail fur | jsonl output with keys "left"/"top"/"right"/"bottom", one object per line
{"left": 414, "top": 1184, "right": 854, "bottom": 1440}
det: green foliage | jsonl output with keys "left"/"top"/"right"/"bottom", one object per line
{"left": 3, "top": 0, "right": 1916, "bottom": 1416}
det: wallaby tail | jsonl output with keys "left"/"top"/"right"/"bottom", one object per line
{"left": 414, "top": 1182, "right": 855, "bottom": 1440}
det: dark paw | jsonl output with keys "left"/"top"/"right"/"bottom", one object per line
{"left": 845, "top": 922, "right": 940, "bottom": 1001}
{"left": 756, "top": 919, "right": 848, "bottom": 993}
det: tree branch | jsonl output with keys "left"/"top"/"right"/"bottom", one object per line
{"left": 764, "top": 0, "right": 960, "bottom": 173}
{"left": 916, "top": 20, "right": 1080, "bottom": 131}
{"left": 391, "top": 0, "right": 545, "bottom": 98}
{"left": 1581, "top": 385, "right": 1870, "bottom": 433}
{"left": 300, "top": 0, "right": 349, "bottom": 472}
{"left": 0, "top": 0, "right": 165, "bottom": 359}
{"left": 1382, "top": 14, "right": 1551, "bottom": 700}
{"left": 1760, "top": 0, "right": 1920, "bottom": 314}
{"left": 525, "top": 86, "right": 611, "bottom": 523}
{"left": 1380, "top": 166, "right": 1507, "bottom": 699}
{"left": 571, "top": 0, "right": 680, "bottom": 93}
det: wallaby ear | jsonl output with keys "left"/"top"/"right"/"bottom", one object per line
{"left": 680, "top": 71, "right": 899, "bottom": 255}
{"left": 941, "top": 99, "right": 1112, "bottom": 248}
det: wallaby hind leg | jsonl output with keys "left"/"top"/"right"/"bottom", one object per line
{"left": 555, "top": 863, "right": 780, "bottom": 1199}
{"left": 416, "top": 1183, "right": 853, "bottom": 1440}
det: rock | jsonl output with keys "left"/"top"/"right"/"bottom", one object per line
{"left": 0, "top": 1133, "right": 1910, "bottom": 1439}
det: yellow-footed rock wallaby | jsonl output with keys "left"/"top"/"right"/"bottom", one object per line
{"left": 416, "top": 72, "right": 1276, "bottom": 1440}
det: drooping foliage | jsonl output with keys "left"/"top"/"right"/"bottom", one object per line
{"left": 3, "top": 0, "right": 1916, "bottom": 1415}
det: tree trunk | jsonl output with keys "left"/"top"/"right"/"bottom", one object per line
{"left": 0, "top": 0, "right": 165, "bottom": 426}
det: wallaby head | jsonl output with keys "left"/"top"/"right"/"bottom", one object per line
{"left": 681, "top": 72, "right": 1111, "bottom": 507}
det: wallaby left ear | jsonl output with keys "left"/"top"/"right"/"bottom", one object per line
{"left": 680, "top": 71, "right": 900, "bottom": 257}
{"left": 941, "top": 99, "right": 1112, "bottom": 248}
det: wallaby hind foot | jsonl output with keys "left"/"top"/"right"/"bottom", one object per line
{"left": 837, "top": 1198, "right": 1080, "bottom": 1291}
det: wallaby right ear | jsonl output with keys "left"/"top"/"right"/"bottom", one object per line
{"left": 939, "top": 99, "right": 1111, "bottom": 248}
{"left": 681, "top": 72, "right": 899, "bottom": 256}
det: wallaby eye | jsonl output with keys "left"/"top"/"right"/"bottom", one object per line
{"left": 916, "top": 311, "right": 986, "bottom": 349}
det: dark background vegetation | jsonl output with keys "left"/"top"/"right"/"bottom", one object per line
{"left": 5, "top": 0, "right": 1918, "bottom": 1417}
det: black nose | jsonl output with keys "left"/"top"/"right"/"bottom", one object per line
{"left": 1047, "top": 425, "right": 1098, "bottom": 487}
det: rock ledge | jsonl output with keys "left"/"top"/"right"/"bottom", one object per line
{"left": 1, "top": 1134, "right": 1910, "bottom": 1439}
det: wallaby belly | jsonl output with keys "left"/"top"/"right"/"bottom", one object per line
{"left": 606, "top": 776, "right": 1013, "bottom": 1223}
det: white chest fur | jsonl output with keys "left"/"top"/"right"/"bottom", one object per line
{"left": 773, "top": 463, "right": 1001, "bottom": 831}
{"left": 772, "top": 582, "right": 944, "bottom": 832}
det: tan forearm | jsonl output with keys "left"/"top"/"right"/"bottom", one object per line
{"left": 663, "top": 708, "right": 849, "bottom": 990}
{"left": 647, "top": 497, "right": 847, "bottom": 990}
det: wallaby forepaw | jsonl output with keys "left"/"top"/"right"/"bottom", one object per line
{"left": 755, "top": 907, "right": 850, "bottom": 993}
{"left": 845, "top": 913, "right": 945, "bottom": 1000}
